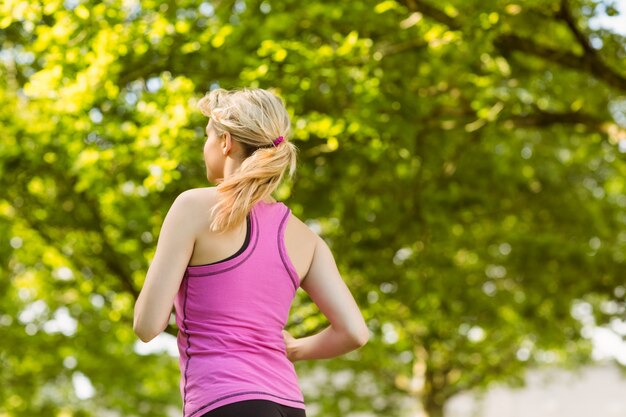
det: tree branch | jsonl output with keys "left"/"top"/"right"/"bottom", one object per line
{"left": 509, "top": 108, "right": 606, "bottom": 129}
{"left": 397, "top": 0, "right": 461, "bottom": 30}
{"left": 82, "top": 195, "right": 140, "bottom": 299}
{"left": 397, "top": 0, "right": 626, "bottom": 92}
{"left": 494, "top": 34, "right": 626, "bottom": 91}
{"left": 10, "top": 155, "right": 141, "bottom": 300}
{"left": 377, "top": 38, "right": 429, "bottom": 58}
{"left": 557, "top": 0, "right": 597, "bottom": 58}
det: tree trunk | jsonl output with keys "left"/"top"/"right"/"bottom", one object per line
{"left": 423, "top": 403, "right": 444, "bottom": 417}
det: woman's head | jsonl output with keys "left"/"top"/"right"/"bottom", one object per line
{"left": 197, "top": 88, "right": 298, "bottom": 233}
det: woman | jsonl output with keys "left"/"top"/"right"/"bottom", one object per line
{"left": 133, "top": 87, "right": 368, "bottom": 417}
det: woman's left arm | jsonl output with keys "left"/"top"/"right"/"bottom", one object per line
{"left": 133, "top": 191, "right": 197, "bottom": 342}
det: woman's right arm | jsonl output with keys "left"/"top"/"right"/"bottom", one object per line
{"left": 284, "top": 234, "right": 369, "bottom": 362}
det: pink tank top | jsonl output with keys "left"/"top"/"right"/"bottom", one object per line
{"left": 174, "top": 200, "right": 305, "bottom": 417}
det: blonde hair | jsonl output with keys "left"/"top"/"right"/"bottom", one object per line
{"left": 197, "top": 87, "right": 298, "bottom": 233}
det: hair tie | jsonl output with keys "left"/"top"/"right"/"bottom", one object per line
{"left": 272, "top": 136, "right": 284, "bottom": 147}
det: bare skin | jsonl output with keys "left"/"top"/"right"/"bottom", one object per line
{"left": 133, "top": 123, "right": 369, "bottom": 361}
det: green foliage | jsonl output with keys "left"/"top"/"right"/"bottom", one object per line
{"left": 1, "top": 0, "right": 625, "bottom": 416}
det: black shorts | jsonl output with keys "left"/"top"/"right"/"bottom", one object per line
{"left": 200, "top": 400, "right": 306, "bottom": 417}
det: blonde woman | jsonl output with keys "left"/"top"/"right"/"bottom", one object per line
{"left": 133, "top": 88, "right": 369, "bottom": 417}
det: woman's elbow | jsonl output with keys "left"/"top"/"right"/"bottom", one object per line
{"left": 134, "top": 323, "right": 156, "bottom": 343}
{"left": 350, "top": 325, "right": 370, "bottom": 348}
{"left": 133, "top": 316, "right": 161, "bottom": 343}
{"left": 357, "top": 329, "right": 370, "bottom": 347}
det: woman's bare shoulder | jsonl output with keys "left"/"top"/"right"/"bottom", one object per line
{"left": 283, "top": 209, "right": 319, "bottom": 281}
{"left": 285, "top": 209, "right": 319, "bottom": 245}
{"left": 178, "top": 187, "right": 219, "bottom": 205}
{"left": 173, "top": 187, "right": 220, "bottom": 223}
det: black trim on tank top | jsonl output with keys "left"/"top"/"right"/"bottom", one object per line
{"left": 189, "top": 215, "right": 251, "bottom": 267}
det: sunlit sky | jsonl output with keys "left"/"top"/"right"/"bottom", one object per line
{"left": 589, "top": 0, "right": 626, "bottom": 34}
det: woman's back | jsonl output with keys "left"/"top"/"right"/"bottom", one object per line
{"left": 175, "top": 191, "right": 315, "bottom": 417}
{"left": 187, "top": 187, "right": 317, "bottom": 283}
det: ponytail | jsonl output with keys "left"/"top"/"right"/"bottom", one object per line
{"left": 209, "top": 141, "right": 297, "bottom": 232}
{"left": 197, "top": 88, "right": 298, "bottom": 233}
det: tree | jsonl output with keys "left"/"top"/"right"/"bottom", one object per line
{"left": 1, "top": 0, "right": 624, "bottom": 416}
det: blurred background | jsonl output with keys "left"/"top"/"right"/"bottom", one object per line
{"left": 1, "top": 0, "right": 625, "bottom": 416}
